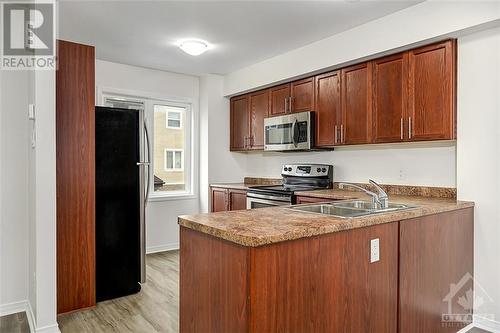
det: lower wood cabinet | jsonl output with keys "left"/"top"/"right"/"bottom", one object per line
{"left": 211, "top": 187, "right": 247, "bottom": 212}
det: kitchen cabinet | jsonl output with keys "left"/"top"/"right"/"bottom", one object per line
{"left": 290, "top": 77, "right": 315, "bottom": 113}
{"left": 399, "top": 208, "right": 473, "bottom": 332}
{"left": 314, "top": 71, "right": 341, "bottom": 147}
{"left": 372, "top": 53, "right": 408, "bottom": 143}
{"left": 228, "top": 189, "right": 247, "bottom": 210}
{"left": 408, "top": 40, "right": 456, "bottom": 141}
{"left": 340, "top": 62, "right": 373, "bottom": 145}
{"left": 248, "top": 90, "right": 269, "bottom": 149}
{"left": 211, "top": 187, "right": 248, "bottom": 212}
{"left": 296, "top": 195, "right": 333, "bottom": 204}
{"left": 269, "top": 84, "right": 290, "bottom": 116}
{"left": 230, "top": 95, "right": 250, "bottom": 151}
{"left": 56, "top": 40, "right": 96, "bottom": 314}
{"left": 229, "top": 39, "right": 456, "bottom": 150}
{"left": 181, "top": 221, "right": 399, "bottom": 332}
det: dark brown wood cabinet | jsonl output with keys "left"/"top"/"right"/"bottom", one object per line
{"left": 372, "top": 53, "right": 408, "bottom": 143}
{"left": 248, "top": 90, "right": 269, "bottom": 149}
{"left": 269, "top": 84, "right": 290, "bottom": 116}
{"left": 399, "top": 208, "right": 473, "bottom": 332}
{"left": 314, "top": 71, "right": 341, "bottom": 147}
{"left": 211, "top": 187, "right": 247, "bottom": 212}
{"left": 56, "top": 40, "right": 96, "bottom": 314}
{"left": 230, "top": 95, "right": 250, "bottom": 151}
{"left": 181, "top": 221, "right": 399, "bottom": 332}
{"left": 296, "top": 195, "right": 333, "bottom": 204}
{"left": 340, "top": 62, "right": 373, "bottom": 145}
{"left": 408, "top": 40, "right": 456, "bottom": 141}
{"left": 229, "top": 39, "right": 456, "bottom": 150}
{"left": 290, "top": 77, "right": 315, "bottom": 113}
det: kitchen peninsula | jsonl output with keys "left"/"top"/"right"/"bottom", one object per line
{"left": 179, "top": 188, "right": 474, "bottom": 333}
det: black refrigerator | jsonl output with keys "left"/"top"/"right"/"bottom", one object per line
{"left": 95, "top": 106, "right": 149, "bottom": 302}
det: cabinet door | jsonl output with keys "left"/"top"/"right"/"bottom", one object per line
{"left": 408, "top": 40, "right": 456, "bottom": 141}
{"left": 373, "top": 53, "right": 408, "bottom": 143}
{"left": 230, "top": 95, "right": 250, "bottom": 151}
{"left": 249, "top": 90, "right": 269, "bottom": 149}
{"left": 269, "top": 84, "right": 290, "bottom": 116}
{"left": 291, "top": 77, "right": 315, "bottom": 113}
{"left": 295, "top": 196, "right": 332, "bottom": 204}
{"left": 314, "top": 71, "right": 341, "bottom": 147}
{"left": 341, "top": 62, "right": 373, "bottom": 145}
{"left": 228, "top": 190, "right": 247, "bottom": 211}
{"left": 399, "top": 209, "right": 473, "bottom": 333}
{"left": 211, "top": 188, "right": 228, "bottom": 212}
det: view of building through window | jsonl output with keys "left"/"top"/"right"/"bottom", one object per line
{"left": 153, "top": 105, "right": 187, "bottom": 192}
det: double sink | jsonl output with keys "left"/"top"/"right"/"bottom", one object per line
{"left": 290, "top": 200, "right": 416, "bottom": 218}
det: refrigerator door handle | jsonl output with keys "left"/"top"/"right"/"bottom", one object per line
{"left": 144, "top": 121, "right": 151, "bottom": 205}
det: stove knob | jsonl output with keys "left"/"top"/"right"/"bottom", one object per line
{"left": 287, "top": 167, "right": 292, "bottom": 171}
{"left": 322, "top": 168, "right": 327, "bottom": 173}
{"left": 316, "top": 167, "right": 321, "bottom": 173}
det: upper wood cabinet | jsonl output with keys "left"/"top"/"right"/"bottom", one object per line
{"left": 249, "top": 90, "right": 269, "bottom": 149}
{"left": 230, "top": 95, "right": 249, "bottom": 151}
{"left": 290, "top": 77, "right": 315, "bottom": 113}
{"left": 372, "top": 53, "right": 408, "bottom": 143}
{"left": 408, "top": 40, "right": 456, "bottom": 141}
{"left": 269, "top": 84, "right": 290, "bottom": 116}
{"left": 340, "top": 62, "right": 373, "bottom": 145}
{"left": 315, "top": 71, "right": 341, "bottom": 147}
{"left": 229, "top": 39, "right": 456, "bottom": 151}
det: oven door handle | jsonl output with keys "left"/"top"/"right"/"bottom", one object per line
{"left": 292, "top": 119, "right": 299, "bottom": 147}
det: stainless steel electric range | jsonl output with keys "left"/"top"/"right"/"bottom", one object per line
{"left": 246, "top": 164, "right": 333, "bottom": 209}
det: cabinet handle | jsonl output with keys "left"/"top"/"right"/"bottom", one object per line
{"left": 244, "top": 136, "right": 248, "bottom": 148}
{"left": 340, "top": 124, "right": 344, "bottom": 143}
{"left": 289, "top": 97, "right": 293, "bottom": 113}
{"left": 400, "top": 118, "right": 404, "bottom": 140}
{"left": 284, "top": 98, "right": 288, "bottom": 113}
{"left": 334, "top": 125, "right": 338, "bottom": 144}
{"left": 408, "top": 117, "right": 412, "bottom": 139}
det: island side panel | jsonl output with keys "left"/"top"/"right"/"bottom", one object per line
{"left": 399, "top": 207, "right": 474, "bottom": 333}
{"left": 180, "top": 227, "right": 249, "bottom": 333}
{"left": 249, "top": 222, "right": 399, "bottom": 333}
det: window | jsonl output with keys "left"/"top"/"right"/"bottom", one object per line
{"left": 164, "top": 149, "right": 183, "bottom": 171}
{"left": 100, "top": 91, "right": 194, "bottom": 199}
{"left": 167, "top": 110, "right": 182, "bottom": 129}
{"left": 153, "top": 104, "right": 191, "bottom": 194}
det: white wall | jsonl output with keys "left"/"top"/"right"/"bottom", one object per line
{"left": 0, "top": 71, "right": 30, "bottom": 311}
{"left": 224, "top": 1, "right": 500, "bottom": 96}
{"left": 243, "top": 143, "right": 456, "bottom": 187}
{"left": 457, "top": 27, "right": 500, "bottom": 329}
{"left": 199, "top": 75, "right": 247, "bottom": 212}
{"left": 95, "top": 60, "right": 200, "bottom": 251}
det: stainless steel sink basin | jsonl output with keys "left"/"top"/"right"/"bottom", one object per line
{"left": 290, "top": 200, "right": 417, "bottom": 218}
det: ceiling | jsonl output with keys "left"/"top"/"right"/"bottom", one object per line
{"left": 58, "top": 1, "right": 421, "bottom": 76}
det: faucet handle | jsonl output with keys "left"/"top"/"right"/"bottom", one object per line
{"left": 368, "top": 179, "right": 388, "bottom": 198}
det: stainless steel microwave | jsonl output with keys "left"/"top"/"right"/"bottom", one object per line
{"left": 264, "top": 111, "right": 314, "bottom": 151}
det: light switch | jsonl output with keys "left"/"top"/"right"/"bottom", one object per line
{"left": 370, "top": 238, "right": 380, "bottom": 263}
{"left": 28, "top": 104, "right": 35, "bottom": 120}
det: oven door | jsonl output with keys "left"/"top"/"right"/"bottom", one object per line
{"left": 264, "top": 111, "right": 312, "bottom": 151}
{"left": 246, "top": 193, "right": 292, "bottom": 209}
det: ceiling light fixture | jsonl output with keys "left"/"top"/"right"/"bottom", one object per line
{"left": 178, "top": 39, "right": 210, "bottom": 56}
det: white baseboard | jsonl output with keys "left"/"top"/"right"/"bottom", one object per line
{"left": 146, "top": 242, "right": 179, "bottom": 254}
{"left": 0, "top": 300, "right": 60, "bottom": 333}
{"left": 0, "top": 300, "right": 28, "bottom": 316}
{"left": 474, "top": 314, "right": 500, "bottom": 332}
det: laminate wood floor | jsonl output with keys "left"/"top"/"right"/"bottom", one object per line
{"left": 0, "top": 312, "right": 30, "bottom": 333}
{"left": 58, "top": 250, "right": 179, "bottom": 333}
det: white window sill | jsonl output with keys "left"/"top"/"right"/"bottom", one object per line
{"left": 148, "top": 193, "right": 198, "bottom": 202}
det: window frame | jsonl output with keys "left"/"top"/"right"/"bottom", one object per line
{"left": 97, "top": 86, "right": 198, "bottom": 202}
{"left": 166, "top": 110, "right": 183, "bottom": 129}
{"left": 164, "top": 148, "right": 184, "bottom": 172}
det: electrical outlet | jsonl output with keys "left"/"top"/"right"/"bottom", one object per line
{"left": 28, "top": 104, "right": 35, "bottom": 120}
{"left": 370, "top": 238, "right": 380, "bottom": 263}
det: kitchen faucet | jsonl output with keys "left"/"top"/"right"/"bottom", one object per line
{"left": 338, "top": 179, "right": 389, "bottom": 209}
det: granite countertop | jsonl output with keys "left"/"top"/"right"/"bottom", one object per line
{"left": 178, "top": 189, "right": 474, "bottom": 247}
